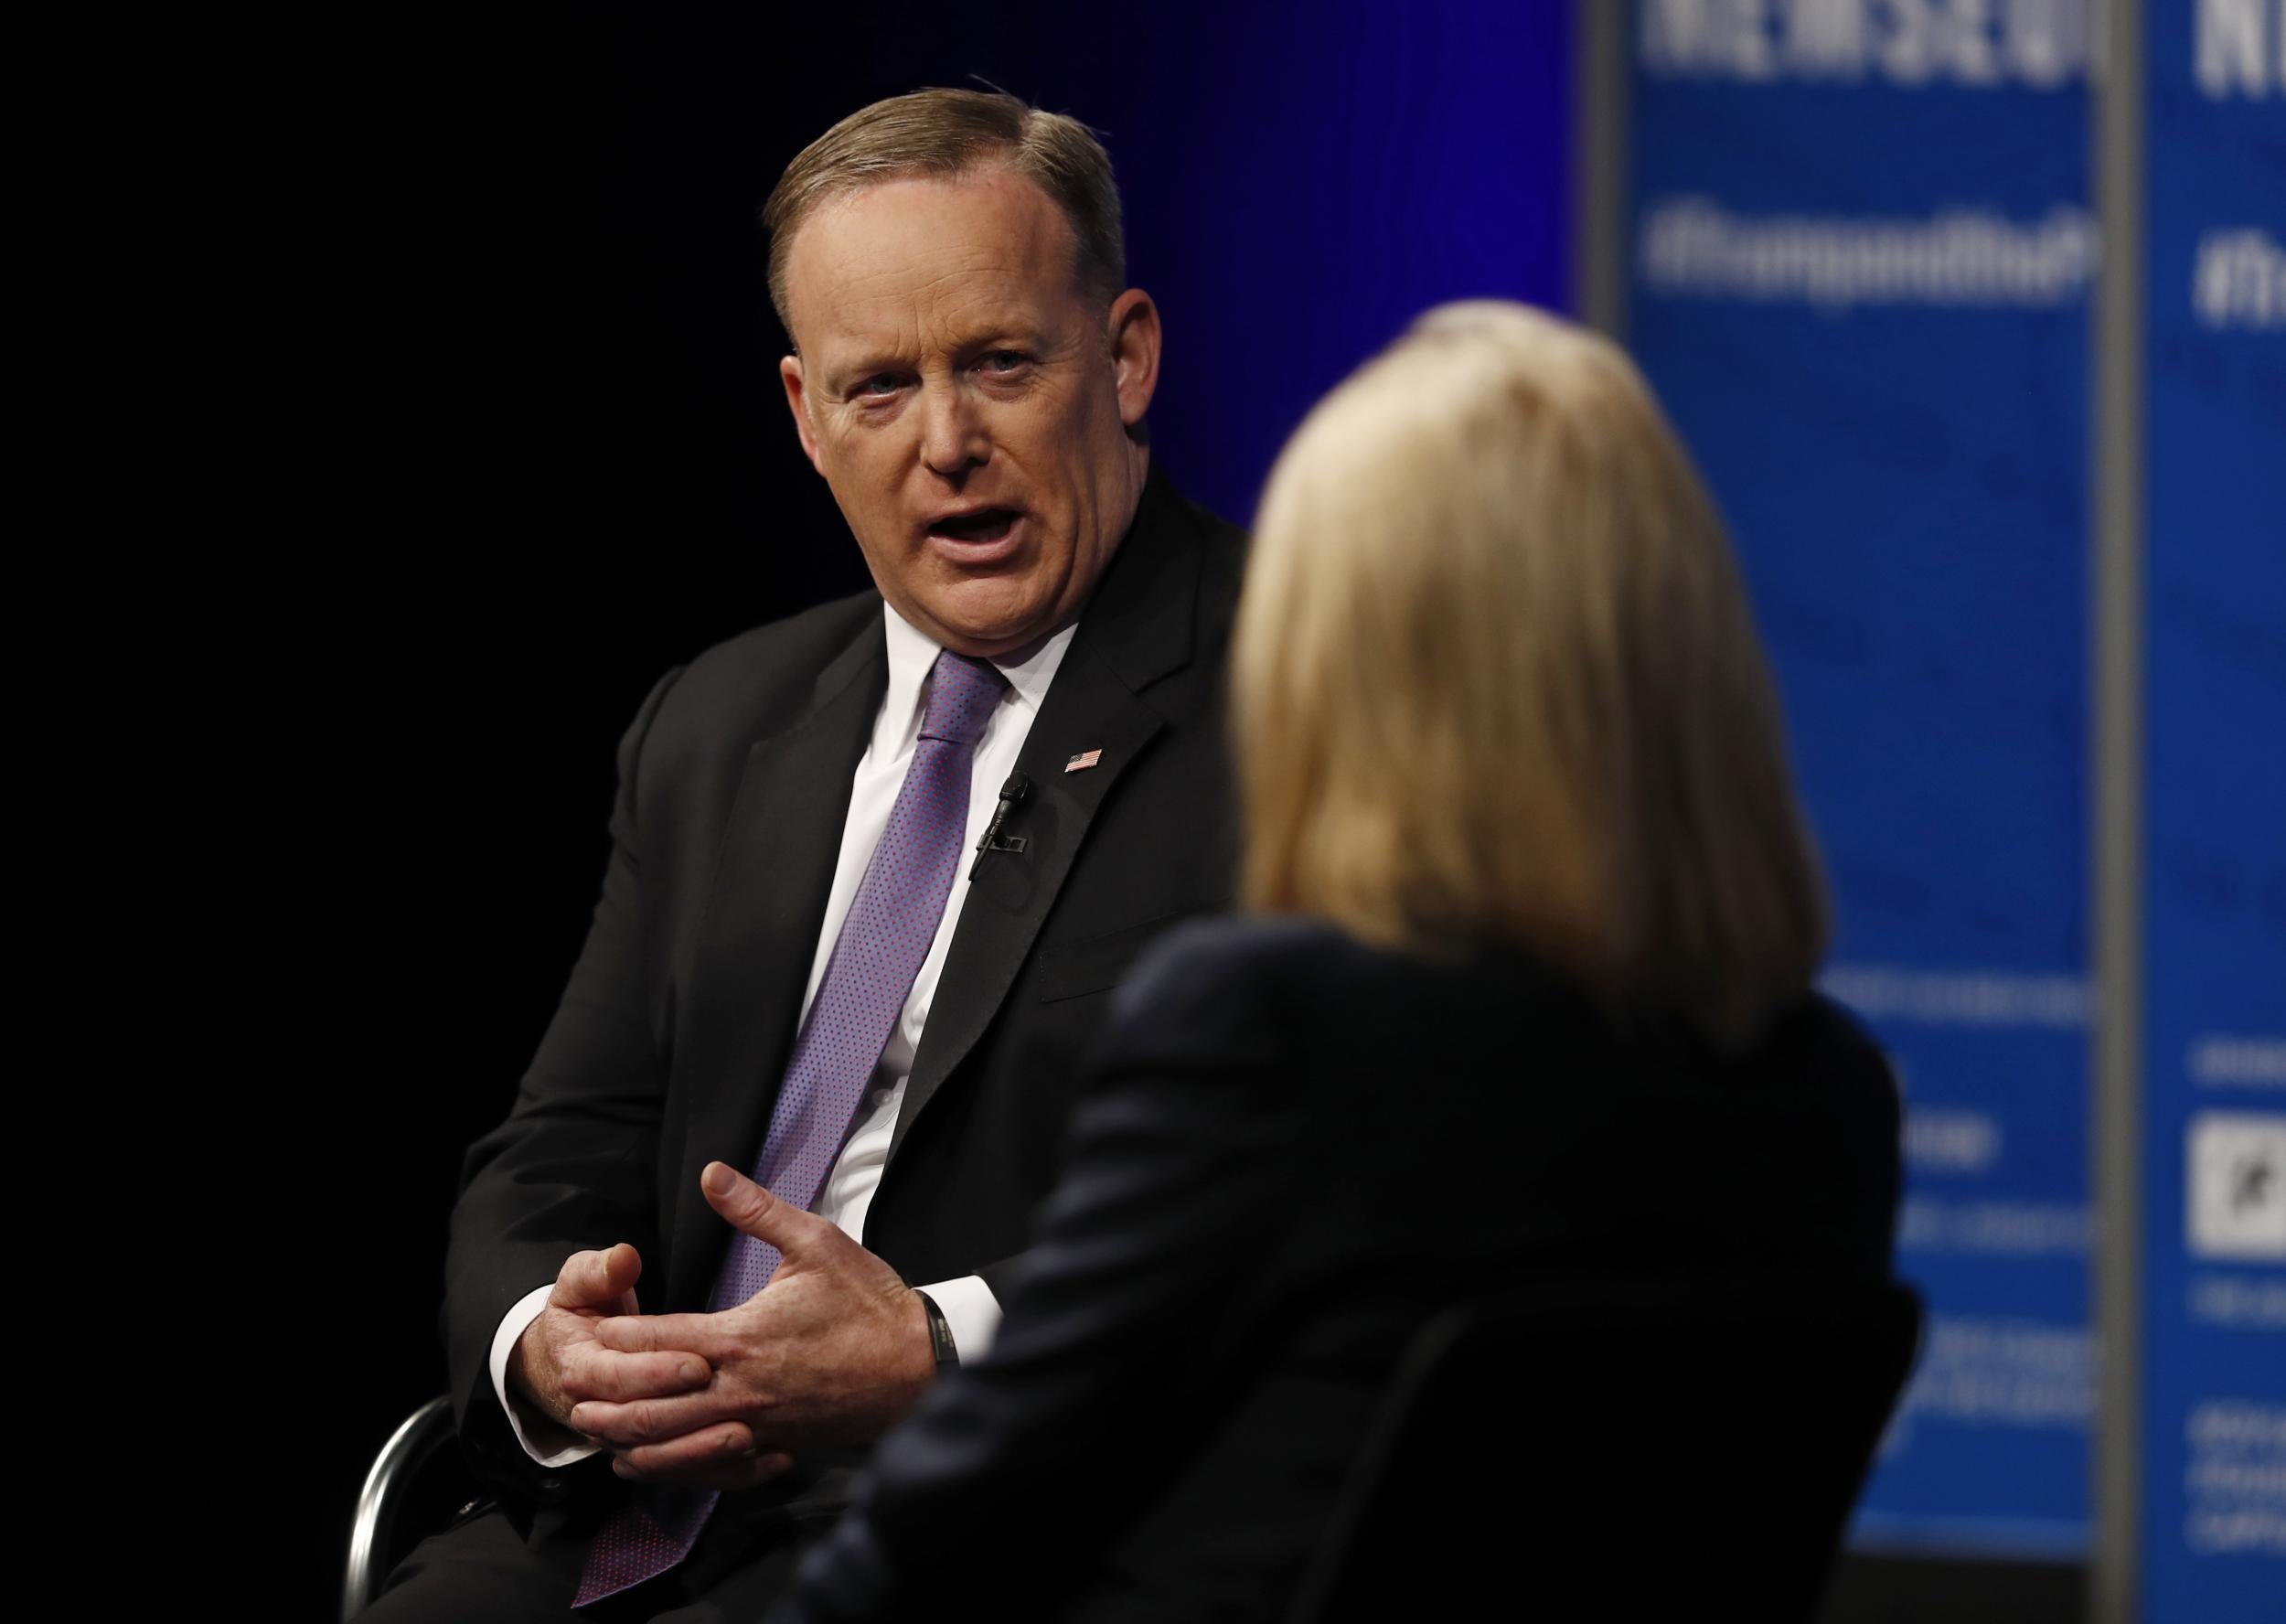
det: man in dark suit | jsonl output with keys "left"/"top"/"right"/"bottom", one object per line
{"left": 369, "top": 88, "right": 1244, "bottom": 1620}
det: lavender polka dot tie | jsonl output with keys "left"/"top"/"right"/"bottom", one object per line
{"left": 573, "top": 650, "right": 1009, "bottom": 1608}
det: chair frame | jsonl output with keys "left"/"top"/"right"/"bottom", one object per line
{"left": 342, "top": 1394, "right": 456, "bottom": 1622}
{"left": 1286, "top": 1277, "right": 1923, "bottom": 1624}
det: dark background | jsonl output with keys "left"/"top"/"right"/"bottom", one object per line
{"left": 264, "top": 3, "right": 1569, "bottom": 1615}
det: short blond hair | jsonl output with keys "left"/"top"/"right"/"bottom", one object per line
{"left": 762, "top": 88, "right": 1125, "bottom": 339}
{"left": 1236, "top": 302, "right": 1829, "bottom": 1048}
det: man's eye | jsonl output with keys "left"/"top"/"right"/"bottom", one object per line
{"left": 854, "top": 374, "right": 905, "bottom": 398}
{"left": 979, "top": 350, "right": 1027, "bottom": 375}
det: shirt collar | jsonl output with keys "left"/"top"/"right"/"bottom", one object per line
{"left": 876, "top": 602, "right": 1077, "bottom": 756}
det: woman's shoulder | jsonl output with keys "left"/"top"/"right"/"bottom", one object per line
{"left": 1106, "top": 914, "right": 1582, "bottom": 1058}
{"left": 1738, "top": 991, "right": 1906, "bottom": 1222}
{"left": 1109, "top": 914, "right": 1364, "bottom": 1036}
{"left": 1755, "top": 992, "right": 1899, "bottom": 1108}
{"left": 1138, "top": 911, "right": 1364, "bottom": 974}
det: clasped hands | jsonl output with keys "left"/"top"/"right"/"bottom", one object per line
{"left": 507, "top": 1161, "right": 936, "bottom": 1490}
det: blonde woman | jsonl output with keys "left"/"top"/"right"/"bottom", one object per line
{"left": 767, "top": 303, "right": 1903, "bottom": 1622}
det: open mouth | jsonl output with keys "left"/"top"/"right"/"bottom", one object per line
{"left": 928, "top": 508, "right": 1021, "bottom": 545}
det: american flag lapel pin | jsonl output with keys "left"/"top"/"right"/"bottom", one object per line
{"left": 1065, "top": 748, "right": 1104, "bottom": 773}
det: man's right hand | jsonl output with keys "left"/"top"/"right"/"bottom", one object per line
{"left": 507, "top": 1243, "right": 712, "bottom": 1439}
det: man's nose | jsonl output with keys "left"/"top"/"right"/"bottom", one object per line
{"left": 916, "top": 380, "right": 990, "bottom": 478}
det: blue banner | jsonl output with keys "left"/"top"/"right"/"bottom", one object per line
{"left": 2138, "top": 4, "right": 2286, "bottom": 1619}
{"left": 1623, "top": 0, "right": 2099, "bottom": 1554}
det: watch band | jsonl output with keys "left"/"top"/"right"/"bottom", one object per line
{"left": 916, "top": 1289, "right": 960, "bottom": 1369}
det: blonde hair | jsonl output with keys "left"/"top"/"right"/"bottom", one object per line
{"left": 1236, "top": 302, "right": 1829, "bottom": 1048}
{"left": 762, "top": 88, "right": 1124, "bottom": 338}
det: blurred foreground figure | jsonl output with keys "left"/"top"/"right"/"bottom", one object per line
{"left": 774, "top": 303, "right": 1907, "bottom": 1622}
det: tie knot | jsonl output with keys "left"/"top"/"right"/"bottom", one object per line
{"left": 917, "top": 651, "right": 1008, "bottom": 746}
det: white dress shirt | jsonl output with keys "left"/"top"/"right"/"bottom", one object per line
{"left": 490, "top": 603, "right": 1076, "bottom": 1465}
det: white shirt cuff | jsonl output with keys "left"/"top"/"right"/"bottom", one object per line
{"left": 489, "top": 1284, "right": 604, "bottom": 1468}
{"left": 918, "top": 1274, "right": 1002, "bottom": 1362}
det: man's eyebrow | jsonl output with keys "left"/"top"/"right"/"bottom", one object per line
{"left": 819, "top": 348, "right": 913, "bottom": 389}
{"left": 955, "top": 313, "right": 1052, "bottom": 347}
{"left": 816, "top": 316, "right": 1059, "bottom": 387}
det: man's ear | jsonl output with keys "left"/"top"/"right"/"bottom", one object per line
{"left": 780, "top": 354, "right": 825, "bottom": 475}
{"left": 1106, "top": 289, "right": 1161, "bottom": 430}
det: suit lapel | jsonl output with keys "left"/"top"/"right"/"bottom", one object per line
{"left": 889, "top": 472, "right": 1204, "bottom": 1163}
{"left": 667, "top": 614, "right": 886, "bottom": 1309}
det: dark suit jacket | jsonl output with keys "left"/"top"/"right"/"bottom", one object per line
{"left": 443, "top": 466, "right": 1247, "bottom": 1524}
{"left": 776, "top": 915, "right": 1904, "bottom": 1622}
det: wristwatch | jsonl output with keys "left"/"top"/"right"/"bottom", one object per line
{"left": 915, "top": 1289, "right": 960, "bottom": 1370}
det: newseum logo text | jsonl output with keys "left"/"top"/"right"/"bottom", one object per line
{"left": 1641, "top": 0, "right": 2286, "bottom": 95}
{"left": 1640, "top": 0, "right": 2097, "bottom": 88}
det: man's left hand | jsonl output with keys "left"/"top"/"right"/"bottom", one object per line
{"left": 573, "top": 1162, "right": 937, "bottom": 1483}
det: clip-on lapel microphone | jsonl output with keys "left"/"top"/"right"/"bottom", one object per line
{"left": 969, "top": 771, "right": 1032, "bottom": 881}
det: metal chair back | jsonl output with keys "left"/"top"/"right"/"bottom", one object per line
{"left": 1287, "top": 1276, "right": 1923, "bottom": 1624}
{"left": 342, "top": 1395, "right": 463, "bottom": 1621}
